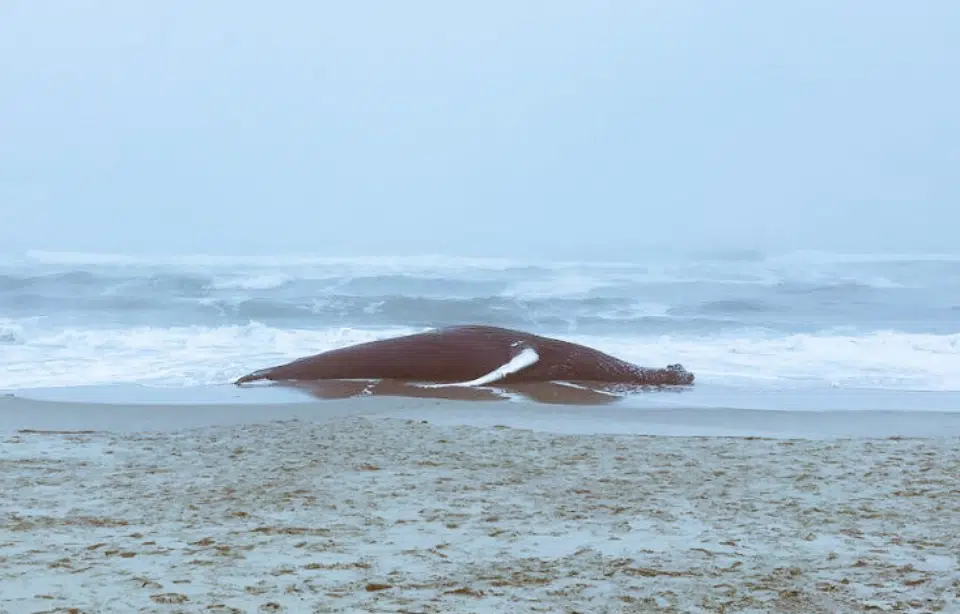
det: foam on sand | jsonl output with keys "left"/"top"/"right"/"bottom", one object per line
{"left": 1, "top": 401, "right": 958, "bottom": 613}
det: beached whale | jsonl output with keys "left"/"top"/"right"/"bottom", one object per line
{"left": 234, "top": 325, "right": 694, "bottom": 389}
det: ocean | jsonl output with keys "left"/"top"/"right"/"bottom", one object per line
{"left": 2, "top": 249, "right": 958, "bottom": 411}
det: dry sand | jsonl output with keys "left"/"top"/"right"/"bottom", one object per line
{"left": 1, "top": 398, "right": 959, "bottom": 613}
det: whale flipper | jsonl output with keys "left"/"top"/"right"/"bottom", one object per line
{"left": 234, "top": 368, "right": 275, "bottom": 386}
{"left": 419, "top": 347, "right": 540, "bottom": 388}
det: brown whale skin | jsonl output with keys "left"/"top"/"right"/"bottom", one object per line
{"left": 234, "top": 325, "right": 695, "bottom": 387}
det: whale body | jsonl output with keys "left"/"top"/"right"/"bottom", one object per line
{"left": 234, "top": 325, "right": 695, "bottom": 389}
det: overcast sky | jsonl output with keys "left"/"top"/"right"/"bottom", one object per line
{"left": 1, "top": 1, "right": 957, "bottom": 259}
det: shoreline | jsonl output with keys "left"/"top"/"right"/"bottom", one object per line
{"left": 1, "top": 414, "right": 957, "bottom": 613}
{"left": 8, "top": 379, "right": 960, "bottom": 413}
{"left": 3, "top": 394, "right": 960, "bottom": 440}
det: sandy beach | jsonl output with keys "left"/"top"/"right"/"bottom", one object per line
{"left": 1, "top": 395, "right": 959, "bottom": 613}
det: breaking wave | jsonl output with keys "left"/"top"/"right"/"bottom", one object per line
{"left": 0, "top": 319, "right": 958, "bottom": 391}
{"left": 1, "top": 249, "right": 958, "bottom": 392}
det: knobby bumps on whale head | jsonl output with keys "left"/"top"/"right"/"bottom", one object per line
{"left": 665, "top": 364, "right": 695, "bottom": 385}
{"left": 635, "top": 364, "right": 695, "bottom": 386}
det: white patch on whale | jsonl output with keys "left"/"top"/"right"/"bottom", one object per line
{"left": 419, "top": 347, "right": 540, "bottom": 389}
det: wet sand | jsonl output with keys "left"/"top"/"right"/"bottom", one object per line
{"left": 4, "top": 392, "right": 960, "bottom": 438}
